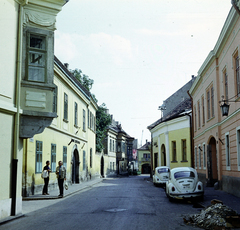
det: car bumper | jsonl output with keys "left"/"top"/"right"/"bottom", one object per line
{"left": 169, "top": 191, "right": 204, "bottom": 199}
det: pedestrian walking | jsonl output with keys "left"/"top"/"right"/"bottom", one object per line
{"left": 42, "top": 160, "right": 51, "bottom": 195}
{"left": 56, "top": 161, "right": 66, "bottom": 198}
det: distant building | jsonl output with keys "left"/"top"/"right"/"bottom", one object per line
{"left": 137, "top": 141, "right": 151, "bottom": 174}
{"left": 102, "top": 117, "right": 134, "bottom": 176}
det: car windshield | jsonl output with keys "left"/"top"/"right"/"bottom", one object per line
{"left": 174, "top": 171, "right": 195, "bottom": 179}
{"left": 157, "top": 168, "right": 169, "bottom": 173}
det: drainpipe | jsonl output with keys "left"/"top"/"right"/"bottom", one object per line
{"left": 11, "top": 1, "right": 26, "bottom": 216}
{"left": 187, "top": 90, "right": 194, "bottom": 168}
{"left": 232, "top": 0, "right": 240, "bottom": 15}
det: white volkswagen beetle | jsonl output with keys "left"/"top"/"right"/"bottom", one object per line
{"left": 153, "top": 166, "right": 170, "bottom": 186}
{"left": 165, "top": 167, "right": 204, "bottom": 201}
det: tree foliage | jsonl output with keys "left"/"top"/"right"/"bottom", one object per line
{"left": 70, "top": 68, "right": 94, "bottom": 91}
{"left": 96, "top": 103, "right": 112, "bottom": 153}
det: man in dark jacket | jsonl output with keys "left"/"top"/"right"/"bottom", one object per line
{"left": 56, "top": 161, "right": 66, "bottom": 198}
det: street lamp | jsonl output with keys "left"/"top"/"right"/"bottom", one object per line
{"left": 220, "top": 99, "right": 230, "bottom": 116}
{"left": 219, "top": 94, "right": 240, "bottom": 117}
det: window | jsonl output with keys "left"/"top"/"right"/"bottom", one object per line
{"left": 237, "top": 128, "right": 240, "bottom": 171}
{"left": 203, "top": 143, "right": 206, "bottom": 169}
{"left": 113, "top": 140, "right": 115, "bottom": 152}
{"left": 198, "top": 146, "right": 201, "bottom": 169}
{"left": 64, "top": 93, "right": 68, "bottom": 121}
{"left": 83, "top": 150, "right": 86, "bottom": 170}
{"left": 83, "top": 109, "right": 86, "bottom": 131}
{"left": 195, "top": 147, "right": 197, "bottom": 168}
{"left": 113, "top": 162, "right": 115, "bottom": 171}
{"left": 206, "top": 85, "right": 214, "bottom": 120}
{"left": 182, "top": 139, "right": 187, "bottom": 161}
{"left": 211, "top": 86, "right": 214, "bottom": 117}
{"left": 88, "top": 109, "right": 90, "bottom": 128}
{"left": 74, "top": 102, "right": 78, "bottom": 126}
{"left": 235, "top": 56, "right": 240, "bottom": 95}
{"left": 90, "top": 111, "right": 92, "bottom": 129}
{"left": 172, "top": 141, "right": 177, "bottom": 162}
{"left": 63, "top": 146, "right": 67, "bottom": 168}
{"left": 110, "top": 162, "right": 113, "bottom": 171}
{"left": 194, "top": 106, "right": 197, "bottom": 131}
{"left": 28, "top": 34, "right": 46, "bottom": 82}
{"left": 198, "top": 100, "right": 201, "bottom": 128}
{"left": 202, "top": 95, "right": 205, "bottom": 125}
{"left": 207, "top": 90, "right": 210, "bottom": 119}
{"left": 224, "top": 70, "right": 228, "bottom": 100}
{"left": 225, "top": 133, "right": 230, "bottom": 170}
{"left": 36, "top": 141, "right": 43, "bottom": 173}
{"left": 90, "top": 148, "right": 92, "bottom": 168}
{"left": 110, "top": 139, "right": 112, "bottom": 151}
{"left": 51, "top": 144, "right": 56, "bottom": 172}
{"left": 53, "top": 86, "right": 58, "bottom": 113}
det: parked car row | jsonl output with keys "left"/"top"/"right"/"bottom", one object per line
{"left": 153, "top": 166, "right": 204, "bottom": 201}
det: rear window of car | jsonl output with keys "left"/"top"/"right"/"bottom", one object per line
{"left": 174, "top": 171, "right": 195, "bottom": 179}
{"left": 157, "top": 168, "right": 169, "bottom": 173}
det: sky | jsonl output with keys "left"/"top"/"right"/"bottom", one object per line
{"left": 54, "top": 0, "right": 232, "bottom": 147}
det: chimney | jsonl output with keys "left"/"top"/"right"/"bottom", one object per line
{"left": 64, "top": 63, "right": 69, "bottom": 69}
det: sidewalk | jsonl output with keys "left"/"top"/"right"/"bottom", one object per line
{"left": 0, "top": 178, "right": 103, "bottom": 226}
{"left": 23, "top": 177, "right": 103, "bottom": 201}
{"left": 201, "top": 186, "right": 240, "bottom": 213}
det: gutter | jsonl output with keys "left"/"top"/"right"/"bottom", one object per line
{"left": 11, "top": 1, "right": 26, "bottom": 216}
{"left": 187, "top": 90, "right": 194, "bottom": 168}
{"left": 232, "top": 0, "right": 240, "bottom": 15}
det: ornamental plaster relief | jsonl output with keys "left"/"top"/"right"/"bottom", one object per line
{"left": 23, "top": 8, "right": 56, "bottom": 30}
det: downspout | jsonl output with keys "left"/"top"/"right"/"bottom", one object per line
{"left": 11, "top": 0, "right": 25, "bottom": 216}
{"left": 232, "top": 0, "right": 240, "bottom": 15}
{"left": 187, "top": 90, "right": 194, "bottom": 168}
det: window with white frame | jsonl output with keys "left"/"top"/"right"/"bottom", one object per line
{"left": 74, "top": 102, "right": 78, "bottom": 126}
{"left": 203, "top": 143, "right": 206, "bottom": 169}
{"left": 36, "top": 141, "right": 42, "bottom": 173}
{"left": 64, "top": 93, "right": 68, "bottom": 121}
{"left": 63, "top": 146, "right": 67, "bottom": 168}
{"left": 83, "top": 109, "right": 86, "bottom": 131}
{"left": 225, "top": 132, "right": 231, "bottom": 170}
{"left": 51, "top": 144, "right": 56, "bottom": 172}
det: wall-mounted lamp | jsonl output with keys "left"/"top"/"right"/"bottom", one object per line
{"left": 219, "top": 96, "right": 230, "bottom": 116}
{"left": 219, "top": 94, "right": 240, "bottom": 117}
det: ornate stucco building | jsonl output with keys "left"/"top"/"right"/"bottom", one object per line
{"left": 0, "top": 0, "right": 67, "bottom": 221}
{"left": 189, "top": 2, "right": 240, "bottom": 197}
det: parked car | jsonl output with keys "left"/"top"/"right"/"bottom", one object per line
{"left": 165, "top": 167, "right": 204, "bottom": 201}
{"left": 153, "top": 166, "right": 170, "bottom": 186}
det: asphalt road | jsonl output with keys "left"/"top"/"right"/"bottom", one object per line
{"left": 1, "top": 175, "right": 201, "bottom": 230}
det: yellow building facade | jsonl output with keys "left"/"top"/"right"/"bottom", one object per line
{"left": 0, "top": 0, "right": 66, "bottom": 221}
{"left": 149, "top": 115, "right": 192, "bottom": 170}
{"left": 22, "top": 57, "right": 98, "bottom": 196}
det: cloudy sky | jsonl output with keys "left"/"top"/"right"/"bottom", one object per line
{"left": 55, "top": 0, "right": 231, "bottom": 147}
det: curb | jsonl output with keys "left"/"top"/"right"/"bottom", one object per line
{"left": 23, "top": 178, "right": 103, "bottom": 201}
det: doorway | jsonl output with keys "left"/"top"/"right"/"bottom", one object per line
{"left": 72, "top": 149, "right": 80, "bottom": 183}
{"left": 100, "top": 156, "right": 104, "bottom": 177}
{"left": 161, "top": 144, "right": 166, "bottom": 166}
{"left": 207, "top": 137, "right": 218, "bottom": 186}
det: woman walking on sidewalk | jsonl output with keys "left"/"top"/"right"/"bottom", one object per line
{"left": 42, "top": 161, "right": 51, "bottom": 195}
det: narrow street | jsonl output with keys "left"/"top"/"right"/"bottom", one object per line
{"left": 2, "top": 175, "right": 203, "bottom": 230}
